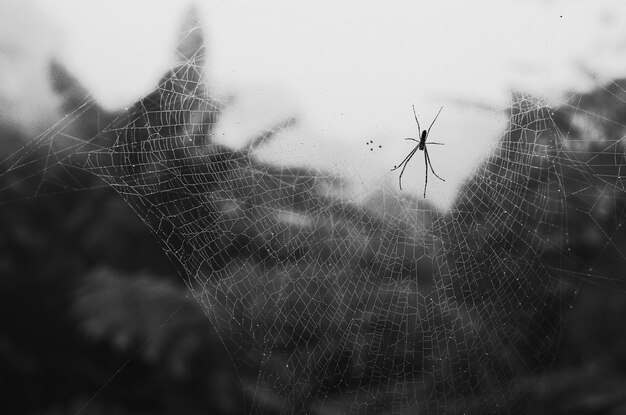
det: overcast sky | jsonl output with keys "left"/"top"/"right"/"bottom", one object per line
{"left": 4, "top": 0, "right": 626, "bottom": 208}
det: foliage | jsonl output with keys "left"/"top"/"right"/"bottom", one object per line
{"left": 2, "top": 9, "right": 626, "bottom": 415}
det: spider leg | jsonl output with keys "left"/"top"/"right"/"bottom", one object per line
{"left": 390, "top": 146, "right": 418, "bottom": 172}
{"left": 426, "top": 106, "right": 444, "bottom": 137}
{"left": 396, "top": 149, "right": 417, "bottom": 190}
{"left": 427, "top": 142, "right": 445, "bottom": 145}
{"left": 423, "top": 148, "right": 428, "bottom": 198}
{"left": 425, "top": 146, "right": 445, "bottom": 182}
{"left": 411, "top": 105, "right": 421, "bottom": 133}
{"left": 404, "top": 138, "right": 420, "bottom": 143}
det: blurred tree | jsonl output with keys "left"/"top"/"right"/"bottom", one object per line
{"left": 0, "top": 7, "right": 243, "bottom": 415}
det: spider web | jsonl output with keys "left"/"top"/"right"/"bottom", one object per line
{"left": 4, "top": 16, "right": 626, "bottom": 415}
{"left": 75, "top": 52, "right": 567, "bottom": 413}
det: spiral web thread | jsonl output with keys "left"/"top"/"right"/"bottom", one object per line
{"left": 35, "top": 36, "right": 578, "bottom": 413}
{"left": 6, "top": 23, "right": 626, "bottom": 414}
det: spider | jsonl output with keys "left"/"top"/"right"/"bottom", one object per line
{"left": 391, "top": 105, "right": 445, "bottom": 198}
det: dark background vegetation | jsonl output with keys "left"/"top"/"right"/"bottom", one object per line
{"left": 2, "top": 11, "right": 626, "bottom": 415}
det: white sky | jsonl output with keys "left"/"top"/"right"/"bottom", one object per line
{"left": 5, "top": 0, "right": 626, "bottom": 208}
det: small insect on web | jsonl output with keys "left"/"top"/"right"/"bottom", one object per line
{"left": 391, "top": 105, "right": 445, "bottom": 198}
